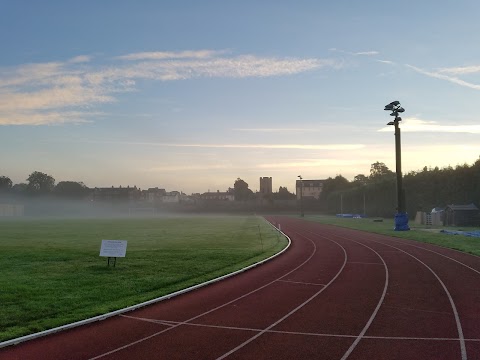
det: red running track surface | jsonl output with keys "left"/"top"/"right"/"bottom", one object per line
{"left": 1, "top": 216, "right": 479, "bottom": 360}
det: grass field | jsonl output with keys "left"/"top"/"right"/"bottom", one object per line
{"left": 0, "top": 215, "right": 287, "bottom": 342}
{"left": 302, "top": 215, "right": 480, "bottom": 256}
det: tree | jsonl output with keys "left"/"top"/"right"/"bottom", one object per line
{"left": 274, "top": 186, "right": 296, "bottom": 200}
{"left": 11, "top": 183, "right": 27, "bottom": 195}
{"left": 55, "top": 181, "right": 90, "bottom": 199}
{"left": 369, "top": 161, "right": 394, "bottom": 181}
{"left": 353, "top": 174, "right": 368, "bottom": 186}
{"left": 26, "top": 171, "right": 55, "bottom": 195}
{"left": 233, "top": 178, "right": 253, "bottom": 201}
{"left": 322, "top": 175, "right": 351, "bottom": 194}
{"left": 0, "top": 176, "right": 12, "bottom": 191}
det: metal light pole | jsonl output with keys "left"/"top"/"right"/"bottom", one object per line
{"left": 384, "top": 100, "right": 410, "bottom": 231}
{"left": 298, "top": 175, "right": 304, "bottom": 217}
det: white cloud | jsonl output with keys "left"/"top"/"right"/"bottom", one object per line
{"left": 149, "top": 143, "right": 365, "bottom": 150}
{"left": 256, "top": 158, "right": 371, "bottom": 169}
{"left": 59, "top": 139, "right": 365, "bottom": 151}
{"left": 117, "top": 50, "right": 226, "bottom": 61}
{"left": 438, "top": 65, "right": 480, "bottom": 75}
{"left": 0, "top": 62, "right": 64, "bottom": 88}
{"left": 354, "top": 51, "right": 379, "bottom": 56}
{"left": 0, "top": 86, "right": 113, "bottom": 112}
{"left": 147, "top": 164, "right": 231, "bottom": 172}
{"left": 0, "top": 111, "right": 92, "bottom": 126}
{"left": 376, "top": 59, "right": 395, "bottom": 65}
{"left": 110, "top": 56, "right": 335, "bottom": 81}
{"left": 0, "top": 50, "right": 339, "bottom": 126}
{"left": 329, "top": 48, "right": 379, "bottom": 56}
{"left": 406, "top": 64, "right": 480, "bottom": 90}
{"left": 378, "top": 117, "right": 480, "bottom": 134}
{"left": 68, "top": 55, "right": 92, "bottom": 63}
{"left": 233, "top": 128, "right": 321, "bottom": 132}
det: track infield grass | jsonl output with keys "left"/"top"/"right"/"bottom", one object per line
{"left": 302, "top": 215, "right": 480, "bottom": 257}
{"left": 0, "top": 215, "right": 287, "bottom": 342}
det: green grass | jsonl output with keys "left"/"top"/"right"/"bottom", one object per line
{"left": 299, "top": 215, "right": 480, "bottom": 257}
{"left": 0, "top": 215, "right": 287, "bottom": 342}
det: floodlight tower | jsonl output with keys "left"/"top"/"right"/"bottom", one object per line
{"left": 384, "top": 100, "right": 410, "bottom": 231}
{"left": 298, "top": 175, "right": 304, "bottom": 217}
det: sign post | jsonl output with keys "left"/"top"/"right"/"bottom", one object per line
{"left": 99, "top": 240, "right": 128, "bottom": 267}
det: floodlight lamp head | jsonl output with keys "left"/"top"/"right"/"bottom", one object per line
{"left": 390, "top": 100, "right": 400, "bottom": 106}
{"left": 384, "top": 104, "right": 394, "bottom": 111}
{"left": 390, "top": 112, "right": 397, "bottom": 116}
{"left": 397, "top": 107, "right": 405, "bottom": 113}
{"left": 396, "top": 116, "right": 402, "bottom": 121}
{"left": 387, "top": 121, "right": 395, "bottom": 126}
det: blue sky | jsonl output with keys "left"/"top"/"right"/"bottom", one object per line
{"left": 1, "top": 0, "right": 480, "bottom": 194}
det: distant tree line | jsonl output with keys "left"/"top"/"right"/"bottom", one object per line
{"left": 0, "top": 171, "right": 89, "bottom": 199}
{"left": 0, "top": 173, "right": 296, "bottom": 202}
{"left": 5, "top": 159, "right": 479, "bottom": 217}
{"left": 317, "top": 159, "right": 480, "bottom": 218}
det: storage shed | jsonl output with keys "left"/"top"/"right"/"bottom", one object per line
{"left": 443, "top": 204, "right": 480, "bottom": 227}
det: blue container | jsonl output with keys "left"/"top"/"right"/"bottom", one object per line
{"left": 394, "top": 212, "right": 410, "bottom": 231}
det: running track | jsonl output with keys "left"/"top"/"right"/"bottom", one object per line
{"left": 1, "top": 216, "right": 479, "bottom": 359}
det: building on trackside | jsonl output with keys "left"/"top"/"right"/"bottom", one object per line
{"left": 295, "top": 179, "right": 325, "bottom": 200}
{"left": 259, "top": 177, "right": 272, "bottom": 196}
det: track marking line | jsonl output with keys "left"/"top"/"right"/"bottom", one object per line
{"left": 333, "top": 238, "right": 389, "bottom": 360}
{"left": 215, "top": 233, "right": 348, "bottom": 360}
{"left": 342, "top": 234, "right": 468, "bottom": 360}
{"left": 348, "top": 261, "right": 383, "bottom": 265}
{"left": 89, "top": 225, "right": 318, "bottom": 360}
{"left": 118, "top": 315, "right": 480, "bottom": 342}
{"left": 299, "top": 227, "right": 391, "bottom": 359}
{"left": 276, "top": 279, "right": 326, "bottom": 286}
{"left": 120, "top": 315, "right": 176, "bottom": 327}
{"left": 374, "top": 236, "right": 480, "bottom": 276}
{"left": 382, "top": 305, "right": 453, "bottom": 316}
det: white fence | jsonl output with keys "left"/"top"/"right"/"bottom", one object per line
{"left": 0, "top": 204, "right": 24, "bottom": 217}
{"left": 415, "top": 211, "right": 442, "bottom": 226}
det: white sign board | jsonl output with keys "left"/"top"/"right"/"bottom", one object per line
{"left": 100, "top": 240, "right": 128, "bottom": 258}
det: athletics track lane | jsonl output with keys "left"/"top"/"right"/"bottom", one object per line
{"left": 1, "top": 216, "right": 479, "bottom": 359}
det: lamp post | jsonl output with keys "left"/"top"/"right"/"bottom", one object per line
{"left": 298, "top": 175, "right": 304, "bottom": 217}
{"left": 384, "top": 100, "right": 410, "bottom": 231}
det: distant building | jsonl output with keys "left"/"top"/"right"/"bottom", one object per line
{"left": 162, "top": 191, "right": 181, "bottom": 203}
{"left": 144, "top": 187, "right": 167, "bottom": 203}
{"left": 92, "top": 186, "right": 141, "bottom": 202}
{"left": 443, "top": 204, "right": 480, "bottom": 227}
{"left": 259, "top": 177, "right": 272, "bottom": 196}
{"left": 296, "top": 179, "right": 324, "bottom": 200}
{"left": 200, "top": 190, "right": 234, "bottom": 201}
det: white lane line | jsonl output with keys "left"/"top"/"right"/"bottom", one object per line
{"left": 120, "top": 315, "right": 176, "bottom": 327}
{"left": 338, "top": 239, "right": 389, "bottom": 360}
{"left": 276, "top": 279, "right": 326, "bottom": 286}
{"left": 118, "top": 315, "right": 480, "bottom": 342}
{"left": 215, "top": 234, "right": 348, "bottom": 360}
{"left": 300, "top": 227, "right": 391, "bottom": 359}
{"left": 358, "top": 236, "right": 468, "bottom": 360}
{"left": 121, "top": 315, "right": 480, "bottom": 342}
{"left": 348, "top": 261, "right": 383, "bottom": 265}
{"left": 372, "top": 235, "right": 480, "bottom": 276}
{"left": 382, "top": 305, "right": 453, "bottom": 316}
{"left": 89, "top": 223, "right": 317, "bottom": 360}
{"left": 332, "top": 227, "right": 480, "bottom": 275}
